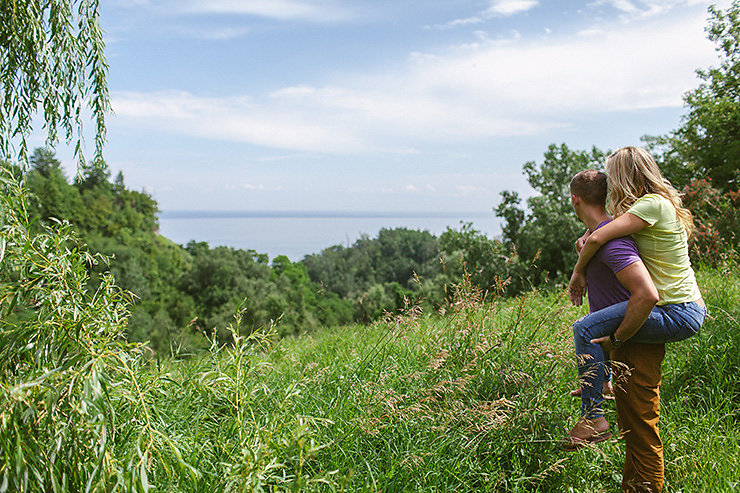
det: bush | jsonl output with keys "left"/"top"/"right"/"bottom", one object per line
{"left": 681, "top": 179, "right": 739, "bottom": 266}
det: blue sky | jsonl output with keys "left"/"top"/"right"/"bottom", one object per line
{"left": 38, "top": 0, "right": 729, "bottom": 213}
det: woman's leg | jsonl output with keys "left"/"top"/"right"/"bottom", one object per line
{"left": 573, "top": 301, "right": 706, "bottom": 418}
{"left": 573, "top": 301, "right": 630, "bottom": 418}
{"left": 630, "top": 302, "right": 706, "bottom": 343}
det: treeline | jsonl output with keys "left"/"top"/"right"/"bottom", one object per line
{"left": 5, "top": 151, "right": 508, "bottom": 350}
{"left": 5, "top": 150, "right": 357, "bottom": 350}
{"left": 5, "top": 145, "right": 596, "bottom": 352}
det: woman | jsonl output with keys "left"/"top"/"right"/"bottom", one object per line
{"left": 566, "top": 146, "right": 706, "bottom": 445}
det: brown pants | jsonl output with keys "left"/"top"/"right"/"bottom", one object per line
{"left": 610, "top": 342, "right": 666, "bottom": 493}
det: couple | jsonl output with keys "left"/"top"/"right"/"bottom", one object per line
{"left": 564, "top": 147, "right": 706, "bottom": 493}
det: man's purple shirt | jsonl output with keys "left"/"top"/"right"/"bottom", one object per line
{"left": 586, "top": 220, "right": 642, "bottom": 312}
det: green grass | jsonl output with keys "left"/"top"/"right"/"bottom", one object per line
{"left": 120, "top": 266, "right": 740, "bottom": 491}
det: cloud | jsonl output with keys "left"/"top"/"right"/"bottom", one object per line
{"left": 589, "top": 0, "right": 713, "bottom": 21}
{"left": 433, "top": 0, "right": 538, "bottom": 29}
{"left": 110, "top": 9, "right": 715, "bottom": 154}
{"left": 182, "top": 0, "right": 354, "bottom": 21}
{"left": 484, "top": 0, "right": 539, "bottom": 16}
{"left": 112, "top": 90, "right": 369, "bottom": 153}
{"left": 119, "top": 0, "right": 356, "bottom": 22}
{"left": 223, "top": 183, "right": 285, "bottom": 191}
{"left": 403, "top": 184, "right": 437, "bottom": 193}
{"left": 409, "top": 11, "right": 713, "bottom": 114}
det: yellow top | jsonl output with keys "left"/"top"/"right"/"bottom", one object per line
{"left": 627, "top": 194, "right": 701, "bottom": 305}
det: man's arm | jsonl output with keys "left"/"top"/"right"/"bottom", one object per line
{"left": 590, "top": 260, "right": 659, "bottom": 349}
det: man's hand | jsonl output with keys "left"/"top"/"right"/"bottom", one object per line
{"left": 569, "top": 271, "right": 587, "bottom": 306}
{"left": 591, "top": 335, "right": 615, "bottom": 353}
{"left": 575, "top": 230, "right": 590, "bottom": 254}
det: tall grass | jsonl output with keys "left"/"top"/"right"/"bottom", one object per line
{"left": 2, "top": 171, "right": 739, "bottom": 491}
{"left": 133, "top": 268, "right": 739, "bottom": 491}
{"left": 131, "top": 281, "right": 584, "bottom": 491}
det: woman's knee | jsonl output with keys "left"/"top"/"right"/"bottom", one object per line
{"left": 573, "top": 318, "right": 591, "bottom": 341}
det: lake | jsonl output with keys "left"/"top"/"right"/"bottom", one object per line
{"left": 158, "top": 211, "right": 502, "bottom": 261}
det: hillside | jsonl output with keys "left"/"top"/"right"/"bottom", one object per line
{"left": 113, "top": 268, "right": 740, "bottom": 491}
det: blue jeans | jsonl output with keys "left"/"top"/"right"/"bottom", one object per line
{"left": 573, "top": 301, "right": 705, "bottom": 419}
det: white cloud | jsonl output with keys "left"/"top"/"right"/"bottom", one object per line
{"left": 112, "top": 90, "right": 369, "bottom": 153}
{"left": 578, "top": 28, "right": 606, "bottom": 37}
{"left": 118, "top": 0, "right": 355, "bottom": 22}
{"left": 181, "top": 0, "right": 353, "bottom": 21}
{"left": 111, "top": 9, "right": 715, "bottom": 154}
{"left": 589, "top": 0, "right": 714, "bottom": 20}
{"left": 226, "top": 183, "right": 285, "bottom": 191}
{"left": 402, "top": 183, "right": 437, "bottom": 193}
{"left": 484, "top": 0, "right": 539, "bottom": 16}
{"left": 410, "top": 11, "right": 713, "bottom": 114}
{"left": 433, "top": 0, "right": 538, "bottom": 29}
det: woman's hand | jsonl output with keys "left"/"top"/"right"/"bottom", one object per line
{"left": 569, "top": 270, "right": 587, "bottom": 306}
{"left": 575, "top": 230, "right": 590, "bottom": 254}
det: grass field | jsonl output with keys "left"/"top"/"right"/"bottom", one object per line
{"left": 120, "top": 266, "right": 740, "bottom": 492}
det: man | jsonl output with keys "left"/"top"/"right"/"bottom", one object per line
{"left": 567, "top": 170, "right": 665, "bottom": 493}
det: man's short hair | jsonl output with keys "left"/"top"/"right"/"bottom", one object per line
{"left": 570, "top": 170, "right": 607, "bottom": 206}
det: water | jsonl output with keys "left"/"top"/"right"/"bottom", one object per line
{"left": 158, "top": 211, "right": 502, "bottom": 261}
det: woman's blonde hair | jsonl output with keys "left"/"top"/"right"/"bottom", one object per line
{"left": 605, "top": 146, "right": 694, "bottom": 237}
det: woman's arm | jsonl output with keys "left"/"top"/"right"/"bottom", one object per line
{"left": 568, "top": 212, "right": 650, "bottom": 305}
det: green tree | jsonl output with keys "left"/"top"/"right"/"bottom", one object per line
{"left": 495, "top": 143, "right": 608, "bottom": 287}
{"left": 439, "top": 223, "right": 526, "bottom": 297}
{"left": 29, "top": 147, "right": 62, "bottom": 177}
{"left": 680, "top": 179, "right": 740, "bottom": 265}
{"left": 179, "top": 242, "right": 278, "bottom": 337}
{"left": 303, "top": 228, "right": 442, "bottom": 320}
{"left": 0, "top": 3, "right": 177, "bottom": 490}
{"left": 1, "top": 0, "right": 109, "bottom": 165}
{"left": 25, "top": 148, "right": 84, "bottom": 226}
{"left": 645, "top": 1, "right": 740, "bottom": 192}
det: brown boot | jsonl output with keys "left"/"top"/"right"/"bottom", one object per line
{"left": 563, "top": 417, "right": 612, "bottom": 451}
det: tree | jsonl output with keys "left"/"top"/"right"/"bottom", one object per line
{"left": 495, "top": 144, "right": 608, "bottom": 286}
{"left": 645, "top": 1, "right": 740, "bottom": 192}
{"left": 1, "top": 0, "right": 109, "bottom": 166}
{"left": 0, "top": 3, "right": 168, "bottom": 491}
{"left": 30, "top": 147, "right": 62, "bottom": 176}
{"left": 303, "top": 228, "right": 443, "bottom": 320}
{"left": 439, "top": 222, "right": 525, "bottom": 297}
{"left": 24, "top": 148, "right": 83, "bottom": 227}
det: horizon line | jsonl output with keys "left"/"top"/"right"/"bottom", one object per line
{"left": 159, "top": 210, "right": 498, "bottom": 219}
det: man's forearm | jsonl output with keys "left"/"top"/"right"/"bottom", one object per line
{"left": 614, "top": 294, "right": 656, "bottom": 341}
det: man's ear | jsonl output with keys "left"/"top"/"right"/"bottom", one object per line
{"left": 571, "top": 194, "right": 579, "bottom": 206}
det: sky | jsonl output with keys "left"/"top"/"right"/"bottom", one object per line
{"left": 35, "top": 0, "right": 730, "bottom": 213}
